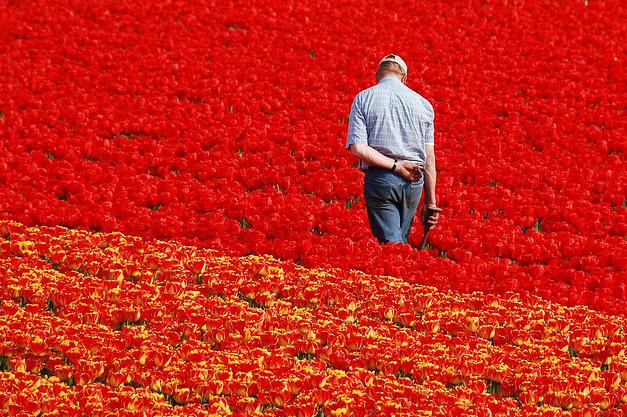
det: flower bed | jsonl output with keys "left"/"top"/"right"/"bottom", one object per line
{"left": 0, "top": 0, "right": 625, "bottom": 316}
{"left": 0, "top": 220, "right": 626, "bottom": 416}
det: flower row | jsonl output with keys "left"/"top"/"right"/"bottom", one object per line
{"left": 1, "top": 220, "right": 625, "bottom": 416}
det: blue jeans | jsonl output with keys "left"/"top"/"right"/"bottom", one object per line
{"left": 363, "top": 168, "right": 423, "bottom": 243}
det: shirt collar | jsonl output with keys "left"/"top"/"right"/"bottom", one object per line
{"left": 378, "top": 76, "right": 402, "bottom": 84}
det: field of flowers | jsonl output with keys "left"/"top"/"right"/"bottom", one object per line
{"left": 0, "top": 0, "right": 625, "bottom": 415}
{"left": 1, "top": 0, "right": 625, "bottom": 315}
{"left": 1, "top": 221, "right": 626, "bottom": 416}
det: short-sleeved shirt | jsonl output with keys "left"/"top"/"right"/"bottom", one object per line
{"left": 346, "top": 76, "right": 434, "bottom": 170}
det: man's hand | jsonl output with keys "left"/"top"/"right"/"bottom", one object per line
{"left": 396, "top": 162, "right": 423, "bottom": 182}
{"left": 421, "top": 204, "right": 442, "bottom": 229}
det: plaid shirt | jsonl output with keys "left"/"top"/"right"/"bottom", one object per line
{"left": 346, "top": 76, "right": 434, "bottom": 170}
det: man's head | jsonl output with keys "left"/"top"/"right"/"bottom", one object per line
{"left": 376, "top": 54, "right": 408, "bottom": 83}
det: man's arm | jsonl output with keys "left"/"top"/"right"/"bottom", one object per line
{"left": 421, "top": 143, "right": 440, "bottom": 227}
{"left": 350, "top": 144, "right": 422, "bottom": 181}
{"left": 423, "top": 144, "right": 437, "bottom": 206}
{"left": 349, "top": 144, "right": 395, "bottom": 170}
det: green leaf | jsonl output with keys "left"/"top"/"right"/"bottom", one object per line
{"left": 238, "top": 291, "right": 266, "bottom": 309}
{"left": 567, "top": 346, "right": 578, "bottom": 357}
{"left": 345, "top": 197, "right": 358, "bottom": 209}
{"left": 522, "top": 218, "right": 543, "bottom": 234}
{"left": 533, "top": 218, "right": 543, "bottom": 231}
{"left": 485, "top": 379, "right": 501, "bottom": 394}
{"left": 47, "top": 298, "right": 57, "bottom": 312}
{"left": 118, "top": 320, "right": 149, "bottom": 330}
{"left": 113, "top": 131, "right": 137, "bottom": 140}
{"left": 240, "top": 217, "right": 251, "bottom": 229}
{"left": 0, "top": 356, "right": 11, "bottom": 371}
{"left": 396, "top": 369, "right": 414, "bottom": 380}
{"left": 296, "top": 352, "right": 316, "bottom": 360}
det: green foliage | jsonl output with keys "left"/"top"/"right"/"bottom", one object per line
{"left": 238, "top": 291, "right": 266, "bottom": 309}
{"left": 0, "top": 356, "right": 11, "bottom": 371}
{"left": 396, "top": 369, "right": 414, "bottom": 380}
{"left": 522, "top": 218, "right": 543, "bottom": 234}
{"left": 345, "top": 196, "right": 359, "bottom": 209}
{"left": 240, "top": 217, "right": 251, "bottom": 229}
{"left": 485, "top": 379, "right": 501, "bottom": 394}
{"left": 113, "top": 131, "right": 137, "bottom": 140}
{"left": 567, "top": 345, "right": 579, "bottom": 358}
{"left": 118, "top": 320, "right": 149, "bottom": 330}
{"left": 296, "top": 352, "right": 316, "bottom": 360}
{"left": 47, "top": 298, "right": 57, "bottom": 312}
{"left": 163, "top": 393, "right": 185, "bottom": 407}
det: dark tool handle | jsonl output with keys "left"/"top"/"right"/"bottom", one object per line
{"left": 419, "top": 228, "right": 431, "bottom": 250}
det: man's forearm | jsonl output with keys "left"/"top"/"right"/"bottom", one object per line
{"left": 349, "top": 144, "right": 395, "bottom": 170}
{"left": 423, "top": 164, "right": 437, "bottom": 205}
{"left": 424, "top": 145, "right": 437, "bottom": 205}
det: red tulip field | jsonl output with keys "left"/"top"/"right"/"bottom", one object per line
{"left": 0, "top": 0, "right": 625, "bottom": 416}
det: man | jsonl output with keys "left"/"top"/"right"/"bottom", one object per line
{"left": 346, "top": 54, "right": 440, "bottom": 244}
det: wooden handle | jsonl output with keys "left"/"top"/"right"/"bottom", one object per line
{"left": 419, "top": 229, "right": 430, "bottom": 250}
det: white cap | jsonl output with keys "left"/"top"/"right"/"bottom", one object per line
{"left": 379, "top": 54, "right": 408, "bottom": 74}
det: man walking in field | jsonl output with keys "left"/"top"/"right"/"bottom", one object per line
{"left": 347, "top": 54, "right": 440, "bottom": 244}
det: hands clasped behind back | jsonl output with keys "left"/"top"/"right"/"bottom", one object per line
{"left": 396, "top": 161, "right": 423, "bottom": 182}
